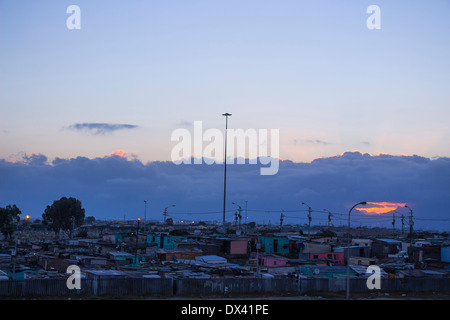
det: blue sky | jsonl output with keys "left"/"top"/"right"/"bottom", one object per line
{"left": 1, "top": 1, "right": 450, "bottom": 229}
{"left": 1, "top": 0, "right": 449, "bottom": 162}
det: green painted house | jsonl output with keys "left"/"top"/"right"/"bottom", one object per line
{"left": 259, "top": 236, "right": 290, "bottom": 255}
{"left": 147, "top": 233, "right": 187, "bottom": 249}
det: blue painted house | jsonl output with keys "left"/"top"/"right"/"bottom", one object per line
{"left": 147, "top": 233, "right": 187, "bottom": 249}
{"left": 259, "top": 236, "right": 290, "bottom": 255}
{"left": 441, "top": 246, "right": 450, "bottom": 263}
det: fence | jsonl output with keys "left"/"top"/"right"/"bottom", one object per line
{"left": 174, "top": 278, "right": 298, "bottom": 296}
{"left": 0, "top": 277, "right": 449, "bottom": 297}
{"left": 93, "top": 277, "right": 173, "bottom": 296}
{"left": 0, "top": 278, "right": 172, "bottom": 297}
{"left": 0, "top": 279, "right": 93, "bottom": 297}
{"left": 297, "top": 277, "right": 450, "bottom": 294}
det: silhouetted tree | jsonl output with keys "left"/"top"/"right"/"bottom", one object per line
{"left": 0, "top": 204, "right": 21, "bottom": 239}
{"left": 85, "top": 216, "right": 96, "bottom": 224}
{"left": 42, "top": 197, "right": 85, "bottom": 238}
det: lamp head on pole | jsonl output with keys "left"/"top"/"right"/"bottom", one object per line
{"left": 404, "top": 204, "right": 412, "bottom": 214}
{"left": 301, "top": 202, "right": 311, "bottom": 209}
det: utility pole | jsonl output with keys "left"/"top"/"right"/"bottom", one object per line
{"left": 401, "top": 214, "right": 405, "bottom": 235}
{"left": 164, "top": 205, "right": 175, "bottom": 225}
{"left": 405, "top": 205, "right": 413, "bottom": 245}
{"left": 232, "top": 202, "right": 242, "bottom": 232}
{"left": 238, "top": 210, "right": 242, "bottom": 230}
{"left": 392, "top": 211, "right": 396, "bottom": 238}
{"left": 163, "top": 208, "right": 168, "bottom": 224}
{"left": 324, "top": 209, "right": 332, "bottom": 229}
{"left": 301, "top": 202, "right": 312, "bottom": 236}
{"left": 222, "top": 113, "right": 232, "bottom": 226}
{"left": 280, "top": 211, "right": 284, "bottom": 231}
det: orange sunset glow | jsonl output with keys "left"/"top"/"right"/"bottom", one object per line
{"left": 355, "top": 202, "right": 406, "bottom": 215}
{"left": 110, "top": 150, "right": 128, "bottom": 158}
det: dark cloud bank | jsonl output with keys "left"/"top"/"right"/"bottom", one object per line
{"left": 1, "top": 152, "right": 449, "bottom": 231}
{"left": 66, "top": 123, "right": 138, "bottom": 135}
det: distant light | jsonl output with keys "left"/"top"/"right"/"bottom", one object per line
{"left": 25, "top": 215, "right": 30, "bottom": 220}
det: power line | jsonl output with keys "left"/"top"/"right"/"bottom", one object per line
{"left": 127, "top": 206, "right": 450, "bottom": 224}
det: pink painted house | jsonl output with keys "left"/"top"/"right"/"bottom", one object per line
{"left": 250, "top": 253, "right": 289, "bottom": 267}
{"left": 309, "top": 252, "right": 344, "bottom": 266}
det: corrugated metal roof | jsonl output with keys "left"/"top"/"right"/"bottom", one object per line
{"left": 376, "top": 238, "right": 401, "bottom": 243}
{"left": 350, "top": 265, "right": 388, "bottom": 277}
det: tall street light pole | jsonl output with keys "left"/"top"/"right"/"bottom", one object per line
{"left": 346, "top": 201, "right": 367, "bottom": 300}
{"left": 222, "top": 113, "right": 232, "bottom": 226}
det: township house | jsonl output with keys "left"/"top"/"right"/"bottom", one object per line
{"left": 250, "top": 252, "right": 289, "bottom": 267}
{"left": 309, "top": 252, "right": 344, "bottom": 266}
{"left": 2, "top": 220, "right": 449, "bottom": 288}
{"left": 156, "top": 248, "right": 203, "bottom": 262}
{"left": 144, "top": 233, "right": 250, "bottom": 263}
{"left": 371, "top": 238, "right": 402, "bottom": 258}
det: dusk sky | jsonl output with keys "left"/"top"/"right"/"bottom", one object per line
{"left": 1, "top": 1, "right": 449, "bottom": 230}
